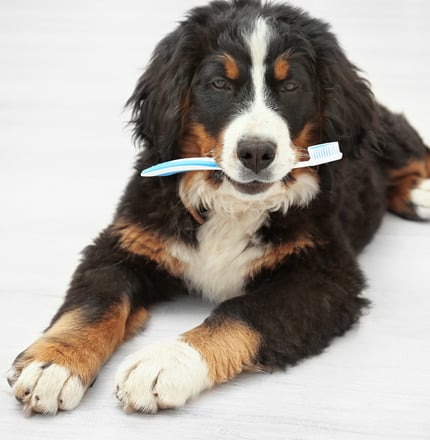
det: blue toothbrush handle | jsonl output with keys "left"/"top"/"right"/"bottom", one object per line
{"left": 141, "top": 158, "right": 222, "bottom": 177}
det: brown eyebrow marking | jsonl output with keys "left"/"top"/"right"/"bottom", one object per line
{"left": 221, "top": 53, "right": 240, "bottom": 80}
{"left": 274, "top": 54, "right": 290, "bottom": 81}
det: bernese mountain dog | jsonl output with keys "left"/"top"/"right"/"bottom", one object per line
{"left": 8, "top": 0, "right": 430, "bottom": 415}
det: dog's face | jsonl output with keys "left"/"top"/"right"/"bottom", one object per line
{"left": 129, "top": 1, "right": 375, "bottom": 206}
{"left": 184, "top": 18, "right": 319, "bottom": 197}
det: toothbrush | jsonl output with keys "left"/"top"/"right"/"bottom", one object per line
{"left": 292, "top": 141, "right": 343, "bottom": 168}
{"left": 140, "top": 141, "right": 342, "bottom": 177}
{"left": 140, "top": 157, "right": 222, "bottom": 177}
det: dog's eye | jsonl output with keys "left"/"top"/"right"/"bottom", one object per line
{"left": 211, "top": 79, "right": 232, "bottom": 91}
{"left": 280, "top": 81, "right": 299, "bottom": 93}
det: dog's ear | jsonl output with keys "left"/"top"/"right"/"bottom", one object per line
{"left": 127, "top": 25, "right": 198, "bottom": 161}
{"left": 315, "top": 33, "right": 380, "bottom": 156}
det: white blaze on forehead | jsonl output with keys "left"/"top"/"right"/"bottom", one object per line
{"left": 220, "top": 17, "right": 296, "bottom": 183}
{"left": 248, "top": 17, "right": 271, "bottom": 108}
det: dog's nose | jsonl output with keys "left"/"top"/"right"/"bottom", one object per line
{"left": 237, "top": 139, "right": 276, "bottom": 174}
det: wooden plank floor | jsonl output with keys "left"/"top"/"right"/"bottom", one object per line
{"left": 1, "top": 1, "right": 429, "bottom": 439}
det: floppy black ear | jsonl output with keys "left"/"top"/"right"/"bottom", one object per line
{"left": 127, "top": 24, "right": 199, "bottom": 161}
{"left": 315, "top": 33, "right": 380, "bottom": 155}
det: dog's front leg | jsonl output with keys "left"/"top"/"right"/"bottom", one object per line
{"left": 8, "top": 227, "right": 174, "bottom": 415}
{"left": 116, "top": 245, "right": 368, "bottom": 413}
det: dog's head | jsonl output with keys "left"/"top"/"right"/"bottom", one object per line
{"left": 128, "top": 0, "right": 377, "bottom": 210}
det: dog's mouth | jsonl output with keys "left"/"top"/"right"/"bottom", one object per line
{"left": 210, "top": 171, "right": 294, "bottom": 195}
{"left": 210, "top": 171, "right": 273, "bottom": 194}
{"left": 226, "top": 176, "right": 273, "bottom": 195}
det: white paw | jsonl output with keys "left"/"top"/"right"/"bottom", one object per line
{"left": 115, "top": 340, "right": 212, "bottom": 413}
{"left": 411, "top": 179, "right": 430, "bottom": 219}
{"left": 8, "top": 362, "right": 85, "bottom": 415}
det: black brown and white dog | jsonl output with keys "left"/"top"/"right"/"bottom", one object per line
{"left": 8, "top": 0, "right": 430, "bottom": 415}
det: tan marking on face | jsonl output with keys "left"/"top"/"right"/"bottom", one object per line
{"left": 13, "top": 303, "right": 130, "bottom": 387}
{"left": 222, "top": 53, "right": 240, "bottom": 80}
{"left": 292, "top": 121, "right": 321, "bottom": 164}
{"left": 247, "top": 236, "right": 316, "bottom": 279}
{"left": 182, "top": 319, "right": 261, "bottom": 384}
{"left": 288, "top": 122, "right": 322, "bottom": 184}
{"left": 179, "top": 122, "right": 220, "bottom": 159}
{"left": 112, "top": 218, "right": 184, "bottom": 276}
{"left": 274, "top": 54, "right": 290, "bottom": 81}
{"left": 292, "top": 122, "right": 321, "bottom": 148}
{"left": 179, "top": 171, "right": 214, "bottom": 224}
{"left": 178, "top": 123, "right": 224, "bottom": 221}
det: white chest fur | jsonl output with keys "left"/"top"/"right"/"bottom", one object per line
{"left": 172, "top": 174, "right": 320, "bottom": 303}
{"left": 170, "top": 207, "right": 268, "bottom": 303}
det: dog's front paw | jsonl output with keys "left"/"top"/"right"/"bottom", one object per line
{"left": 115, "top": 340, "right": 212, "bottom": 413}
{"left": 8, "top": 361, "right": 85, "bottom": 416}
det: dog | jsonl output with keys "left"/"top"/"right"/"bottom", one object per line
{"left": 8, "top": 0, "right": 430, "bottom": 415}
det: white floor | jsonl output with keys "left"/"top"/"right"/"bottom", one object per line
{"left": 1, "top": 1, "right": 429, "bottom": 439}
